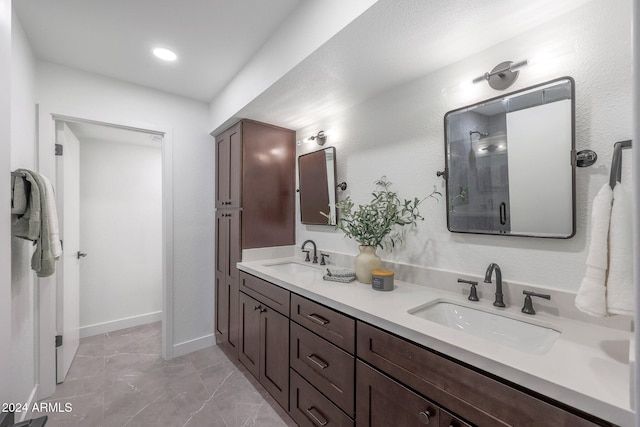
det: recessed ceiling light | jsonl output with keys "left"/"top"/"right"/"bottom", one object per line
{"left": 153, "top": 47, "right": 177, "bottom": 62}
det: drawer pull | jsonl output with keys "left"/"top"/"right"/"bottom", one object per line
{"left": 306, "top": 354, "right": 329, "bottom": 369}
{"left": 306, "top": 406, "right": 328, "bottom": 426}
{"left": 307, "top": 313, "right": 329, "bottom": 325}
{"left": 418, "top": 409, "right": 432, "bottom": 424}
{"left": 254, "top": 305, "right": 262, "bottom": 311}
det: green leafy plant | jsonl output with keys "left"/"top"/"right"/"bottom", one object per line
{"left": 449, "top": 185, "right": 468, "bottom": 214}
{"left": 332, "top": 176, "right": 440, "bottom": 251}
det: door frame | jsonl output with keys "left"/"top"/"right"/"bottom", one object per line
{"left": 36, "top": 104, "right": 175, "bottom": 399}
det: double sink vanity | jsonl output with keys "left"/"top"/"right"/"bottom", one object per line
{"left": 231, "top": 254, "right": 633, "bottom": 427}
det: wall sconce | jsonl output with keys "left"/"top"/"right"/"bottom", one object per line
{"left": 308, "top": 131, "right": 327, "bottom": 146}
{"left": 472, "top": 59, "right": 528, "bottom": 90}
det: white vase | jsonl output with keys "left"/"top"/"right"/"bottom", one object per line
{"left": 355, "top": 245, "right": 382, "bottom": 284}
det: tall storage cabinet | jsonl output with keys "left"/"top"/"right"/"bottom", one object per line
{"left": 214, "top": 119, "right": 296, "bottom": 356}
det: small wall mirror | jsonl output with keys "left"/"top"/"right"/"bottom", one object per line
{"left": 444, "top": 77, "right": 575, "bottom": 238}
{"left": 298, "top": 147, "right": 337, "bottom": 225}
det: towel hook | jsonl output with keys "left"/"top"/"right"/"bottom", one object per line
{"left": 609, "top": 140, "right": 632, "bottom": 189}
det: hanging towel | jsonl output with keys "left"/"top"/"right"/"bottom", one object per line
{"left": 606, "top": 183, "right": 634, "bottom": 315}
{"left": 11, "top": 175, "right": 28, "bottom": 215}
{"left": 13, "top": 170, "right": 42, "bottom": 241}
{"left": 12, "top": 169, "right": 62, "bottom": 278}
{"left": 41, "top": 174, "right": 63, "bottom": 258}
{"left": 575, "top": 183, "right": 612, "bottom": 317}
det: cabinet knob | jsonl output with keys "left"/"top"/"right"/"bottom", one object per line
{"left": 418, "top": 410, "right": 432, "bottom": 424}
{"left": 254, "top": 305, "right": 262, "bottom": 311}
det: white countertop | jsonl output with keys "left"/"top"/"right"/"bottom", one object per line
{"left": 238, "top": 257, "right": 634, "bottom": 427}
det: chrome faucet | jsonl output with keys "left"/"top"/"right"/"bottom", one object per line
{"left": 484, "top": 263, "right": 505, "bottom": 307}
{"left": 301, "top": 240, "right": 318, "bottom": 263}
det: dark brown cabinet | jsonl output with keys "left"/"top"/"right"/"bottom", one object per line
{"left": 356, "top": 321, "right": 606, "bottom": 427}
{"left": 356, "top": 360, "right": 440, "bottom": 427}
{"left": 238, "top": 273, "right": 290, "bottom": 411}
{"left": 214, "top": 119, "right": 295, "bottom": 353}
{"left": 215, "top": 121, "right": 242, "bottom": 209}
{"left": 232, "top": 273, "right": 611, "bottom": 427}
{"left": 214, "top": 210, "right": 241, "bottom": 353}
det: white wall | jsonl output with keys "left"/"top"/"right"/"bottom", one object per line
{"left": 35, "top": 62, "right": 215, "bottom": 353}
{"left": 296, "top": 0, "right": 632, "bottom": 292}
{"left": 79, "top": 136, "right": 162, "bottom": 335}
{"left": 0, "top": 0, "right": 13, "bottom": 407}
{"left": 8, "top": 9, "right": 37, "bottom": 410}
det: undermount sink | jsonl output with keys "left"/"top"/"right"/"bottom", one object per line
{"left": 265, "top": 261, "right": 321, "bottom": 275}
{"left": 408, "top": 300, "right": 560, "bottom": 355}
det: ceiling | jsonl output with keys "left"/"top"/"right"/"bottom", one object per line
{"left": 13, "top": 0, "right": 303, "bottom": 102}
{"left": 15, "top": 0, "right": 595, "bottom": 132}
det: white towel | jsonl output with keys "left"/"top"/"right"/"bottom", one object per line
{"left": 606, "top": 183, "right": 633, "bottom": 315}
{"left": 40, "top": 174, "right": 63, "bottom": 258}
{"left": 575, "top": 184, "right": 612, "bottom": 317}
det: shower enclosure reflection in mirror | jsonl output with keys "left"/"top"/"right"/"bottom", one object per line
{"left": 443, "top": 77, "right": 575, "bottom": 238}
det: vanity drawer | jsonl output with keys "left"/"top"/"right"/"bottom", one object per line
{"left": 357, "top": 321, "right": 605, "bottom": 427}
{"left": 290, "top": 322, "right": 355, "bottom": 416}
{"left": 290, "top": 369, "right": 354, "bottom": 427}
{"left": 440, "top": 409, "right": 473, "bottom": 427}
{"left": 239, "top": 271, "right": 290, "bottom": 316}
{"left": 291, "top": 294, "right": 355, "bottom": 354}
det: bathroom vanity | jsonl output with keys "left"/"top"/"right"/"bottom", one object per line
{"left": 232, "top": 257, "right": 633, "bottom": 427}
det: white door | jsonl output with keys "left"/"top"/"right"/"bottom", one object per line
{"left": 55, "top": 121, "right": 81, "bottom": 383}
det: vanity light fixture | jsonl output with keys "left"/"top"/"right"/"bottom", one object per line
{"left": 153, "top": 47, "right": 177, "bottom": 62}
{"left": 308, "top": 131, "right": 327, "bottom": 146}
{"left": 472, "top": 59, "right": 528, "bottom": 90}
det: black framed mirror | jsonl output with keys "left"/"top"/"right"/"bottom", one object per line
{"left": 443, "top": 77, "right": 576, "bottom": 238}
{"left": 298, "top": 147, "right": 337, "bottom": 225}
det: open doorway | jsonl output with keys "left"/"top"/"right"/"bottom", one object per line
{"left": 55, "top": 119, "right": 164, "bottom": 383}
{"left": 36, "top": 106, "right": 175, "bottom": 400}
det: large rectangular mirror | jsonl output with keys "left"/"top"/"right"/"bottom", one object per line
{"left": 444, "top": 77, "right": 575, "bottom": 238}
{"left": 298, "top": 147, "right": 337, "bottom": 225}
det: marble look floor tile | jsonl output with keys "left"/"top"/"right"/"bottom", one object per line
{"left": 65, "top": 355, "right": 105, "bottom": 380}
{"left": 183, "top": 398, "right": 228, "bottom": 427}
{"left": 187, "top": 345, "right": 228, "bottom": 372}
{"left": 37, "top": 322, "right": 292, "bottom": 427}
{"left": 38, "top": 392, "right": 104, "bottom": 426}
{"left": 49, "top": 374, "right": 106, "bottom": 399}
{"left": 76, "top": 334, "right": 105, "bottom": 357}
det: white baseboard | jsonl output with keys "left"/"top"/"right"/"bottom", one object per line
{"left": 79, "top": 311, "right": 162, "bottom": 338}
{"left": 172, "top": 334, "right": 215, "bottom": 358}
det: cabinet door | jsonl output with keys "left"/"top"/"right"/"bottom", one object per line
{"left": 227, "top": 277, "right": 239, "bottom": 354}
{"left": 215, "top": 122, "right": 242, "bottom": 208}
{"left": 356, "top": 360, "right": 440, "bottom": 427}
{"left": 215, "top": 210, "right": 229, "bottom": 277}
{"left": 215, "top": 210, "right": 241, "bottom": 352}
{"left": 214, "top": 273, "right": 228, "bottom": 343}
{"left": 261, "top": 305, "right": 290, "bottom": 410}
{"left": 238, "top": 292, "right": 261, "bottom": 379}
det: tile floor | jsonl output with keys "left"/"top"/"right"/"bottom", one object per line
{"left": 38, "top": 322, "right": 296, "bottom": 427}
